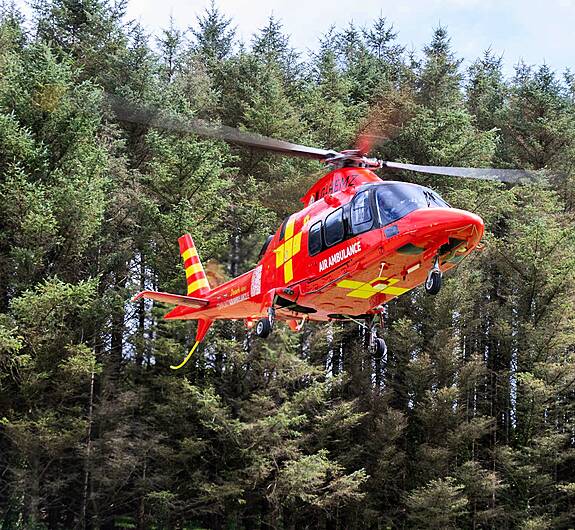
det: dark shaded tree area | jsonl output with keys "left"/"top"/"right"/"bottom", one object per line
{"left": 1, "top": 2, "right": 575, "bottom": 528}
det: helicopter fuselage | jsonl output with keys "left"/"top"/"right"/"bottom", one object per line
{"left": 162, "top": 166, "right": 484, "bottom": 325}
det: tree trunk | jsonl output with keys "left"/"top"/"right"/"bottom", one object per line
{"left": 81, "top": 366, "right": 96, "bottom": 529}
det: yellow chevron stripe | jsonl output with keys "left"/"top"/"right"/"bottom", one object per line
{"left": 185, "top": 263, "right": 204, "bottom": 277}
{"left": 181, "top": 247, "right": 198, "bottom": 261}
{"left": 284, "top": 238, "right": 294, "bottom": 261}
{"left": 381, "top": 286, "right": 410, "bottom": 296}
{"left": 292, "top": 231, "right": 302, "bottom": 254}
{"left": 187, "top": 278, "right": 209, "bottom": 294}
{"left": 284, "top": 259, "right": 293, "bottom": 283}
{"left": 275, "top": 243, "right": 285, "bottom": 268}
{"left": 337, "top": 279, "right": 364, "bottom": 290}
{"left": 285, "top": 217, "right": 295, "bottom": 240}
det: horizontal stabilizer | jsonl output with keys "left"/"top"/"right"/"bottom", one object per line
{"left": 132, "top": 290, "right": 209, "bottom": 308}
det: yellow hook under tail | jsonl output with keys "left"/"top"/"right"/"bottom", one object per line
{"left": 170, "top": 341, "right": 200, "bottom": 370}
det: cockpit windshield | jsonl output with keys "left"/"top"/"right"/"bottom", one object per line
{"left": 376, "top": 183, "right": 450, "bottom": 226}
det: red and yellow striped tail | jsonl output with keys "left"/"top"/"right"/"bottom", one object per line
{"left": 178, "top": 234, "right": 210, "bottom": 297}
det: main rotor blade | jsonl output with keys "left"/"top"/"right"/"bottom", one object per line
{"left": 383, "top": 161, "right": 540, "bottom": 184}
{"left": 108, "top": 95, "right": 338, "bottom": 161}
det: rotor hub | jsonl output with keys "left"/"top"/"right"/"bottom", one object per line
{"left": 323, "top": 150, "right": 382, "bottom": 169}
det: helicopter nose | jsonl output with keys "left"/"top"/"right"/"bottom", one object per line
{"left": 450, "top": 208, "right": 484, "bottom": 237}
{"left": 440, "top": 208, "right": 484, "bottom": 232}
{"left": 406, "top": 207, "right": 484, "bottom": 246}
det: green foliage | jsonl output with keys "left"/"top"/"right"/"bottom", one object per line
{"left": 191, "top": 1, "right": 235, "bottom": 64}
{"left": 270, "top": 449, "right": 366, "bottom": 509}
{"left": 418, "top": 26, "right": 463, "bottom": 110}
{"left": 406, "top": 476, "right": 468, "bottom": 529}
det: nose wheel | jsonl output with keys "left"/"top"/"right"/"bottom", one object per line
{"left": 425, "top": 257, "right": 442, "bottom": 295}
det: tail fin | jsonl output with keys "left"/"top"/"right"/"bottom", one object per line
{"left": 169, "top": 235, "right": 213, "bottom": 370}
{"left": 179, "top": 234, "right": 210, "bottom": 297}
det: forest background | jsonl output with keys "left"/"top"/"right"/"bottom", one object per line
{"left": 1, "top": 0, "right": 575, "bottom": 528}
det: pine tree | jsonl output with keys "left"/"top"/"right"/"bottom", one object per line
{"left": 406, "top": 476, "right": 469, "bottom": 529}
{"left": 251, "top": 15, "right": 300, "bottom": 84}
{"left": 418, "top": 26, "right": 463, "bottom": 110}
{"left": 191, "top": 0, "right": 235, "bottom": 66}
{"left": 466, "top": 49, "right": 507, "bottom": 132}
{"left": 32, "top": 0, "right": 130, "bottom": 86}
{"left": 501, "top": 63, "right": 575, "bottom": 169}
{"left": 302, "top": 29, "right": 360, "bottom": 150}
{"left": 156, "top": 16, "right": 186, "bottom": 83}
{"left": 363, "top": 15, "right": 403, "bottom": 67}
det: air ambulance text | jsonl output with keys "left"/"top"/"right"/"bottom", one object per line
{"left": 319, "top": 242, "right": 361, "bottom": 272}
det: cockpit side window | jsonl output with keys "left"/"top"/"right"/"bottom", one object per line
{"left": 376, "top": 184, "right": 428, "bottom": 226}
{"left": 425, "top": 189, "right": 450, "bottom": 208}
{"left": 350, "top": 190, "right": 373, "bottom": 235}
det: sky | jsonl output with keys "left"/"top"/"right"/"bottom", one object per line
{"left": 15, "top": 0, "right": 575, "bottom": 78}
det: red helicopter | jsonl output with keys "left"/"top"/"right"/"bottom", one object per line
{"left": 119, "top": 101, "right": 534, "bottom": 370}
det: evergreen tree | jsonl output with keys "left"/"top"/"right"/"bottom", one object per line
{"left": 406, "top": 476, "right": 469, "bottom": 529}
{"left": 418, "top": 26, "right": 463, "bottom": 110}
{"left": 466, "top": 49, "right": 507, "bottom": 132}
{"left": 501, "top": 63, "right": 575, "bottom": 169}
{"left": 191, "top": 1, "right": 235, "bottom": 66}
{"left": 251, "top": 15, "right": 300, "bottom": 84}
{"left": 362, "top": 15, "right": 405, "bottom": 91}
{"left": 32, "top": 0, "right": 130, "bottom": 88}
{"left": 302, "top": 29, "right": 360, "bottom": 150}
{"left": 156, "top": 16, "right": 186, "bottom": 83}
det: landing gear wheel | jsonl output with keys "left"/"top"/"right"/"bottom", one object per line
{"left": 255, "top": 318, "right": 272, "bottom": 338}
{"left": 374, "top": 337, "right": 387, "bottom": 359}
{"left": 425, "top": 270, "right": 442, "bottom": 295}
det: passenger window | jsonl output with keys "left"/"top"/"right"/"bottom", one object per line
{"left": 324, "top": 208, "right": 345, "bottom": 247}
{"left": 308, "top": 221, "right": 323, "bottom": 256}
{"left": 351, "top": 191, "right": 373, "bottom": 235}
